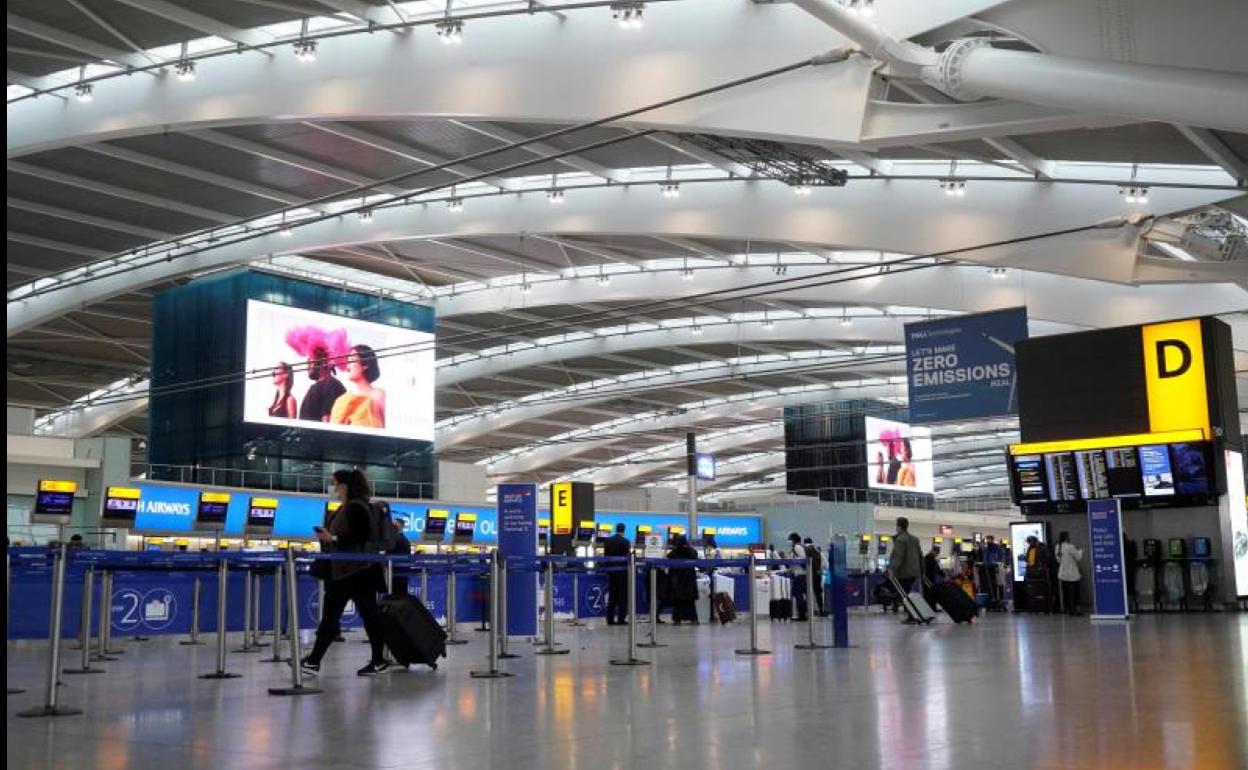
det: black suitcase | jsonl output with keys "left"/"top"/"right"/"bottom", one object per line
{"left": 769, "top": 598, "right": 793, "bottom": 621}
{"left": 931, "top": 582, "right": 977, "bottom": 624}
{"left": 379, "top": 594, "right": 447, "bottom": 669}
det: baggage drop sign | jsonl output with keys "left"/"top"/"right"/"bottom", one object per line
{"left": 1088, "top": 498, "right": 1129, "bottom": 619}
{"left": 904, "top": 307, "right": 1028, "bottom": 423}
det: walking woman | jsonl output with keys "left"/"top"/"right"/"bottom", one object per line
{"left": 1055, "top": 530, "right": 1084, "bottom": 616}
{"left": 302, "top": 469, "right": 390, "bottom": 677}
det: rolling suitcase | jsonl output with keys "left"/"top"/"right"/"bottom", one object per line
{"left": 714, "top": 592, "right": 737, "bottom": 624}
{"left": 890, "top": 574, "right": 934, "bottom": 625}
{"left": 931, "top": 581, "right": 977, "bottom": 624}
{"left": 378, "top": 594, "right": 447, "bottom": 670}
{"left": 769, "top": 573, "right": 793, "bottom": 621}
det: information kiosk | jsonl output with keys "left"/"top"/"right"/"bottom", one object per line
{"left": 424, "top": 509, "right": 450, "bottom": 548}
{"left": 196, "top": 492, "right": 231, "bottom": 534}
{"left": 246, "top": 497, "right": 278, "bottom": 537}
{"left": 32, "top": 479, "right": 77, "bottom": 527}
{"left": 452, "top": 512, "right": 477, "bottom": 546}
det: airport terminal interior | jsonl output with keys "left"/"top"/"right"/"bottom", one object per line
{"left": 6, "top": 1, "right": 1248, "bottom": 768}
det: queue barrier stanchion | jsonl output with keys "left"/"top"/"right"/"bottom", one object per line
{"left": 251, "top": 571, "right": 269, "bottom": 647}
{"left": 567, "top": 572, "right": 587, "bottom": 627}
{"left": 7, "top": 549, "right": 26, "bottom": 694}
{"left": 63, "top": 564, "right": 105, "bottom": 676}
{"left": 637, "top": 560, "right": 666, "bottom": 649}
{"left": 17, "top": 542, "right": 83, "bottom": 717}
{"left": 420, "top": 567, "right": 429, "bottom": 606}
{"left": 536, "top": 559, "right": 569, "bottom": 656}
{"left": 609, "top": 553, "right": 649, "bottom": 667}
{"left": 497, "top": 555, "right": 520, "bottom": 660}
{"left": 734, "top": 554, "right": 771, "bottom": 657}
{"left": 180, "top": 577, "right": 205, "bottom": 646}
{"left": 200, "top": 556, "right": 241, "bottom": 680}
{"left": 470, "top": 551, "right": 513, "bottom": 679}
{"left": 233, "top": 567, "right": 259, "bottom": 654}
{"left": 92, "top": 569, "right": 119, "bottom": 662}
{"left": 795, "top": 554, "right": 832, "bottom": 651}
{"left": 270, "top": 549, "right": 323, "bottom": 696}
{"left": 99, "top": 570, "right": 124, "bottom": 656}
{"left": 386, "top": 558, "right": 394, "bottom": 596}
{"left": 445, "top": 566, "right": 467, "bottom": 646}
{"left": 264, "top": 565, "right": 289, "bottom": 664}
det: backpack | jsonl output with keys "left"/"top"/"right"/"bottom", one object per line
{"left": 806, "top": 544, "right": 823, "bottom": 575}
{"left": 368, "top": 500, "right": 400, "bottom": 553}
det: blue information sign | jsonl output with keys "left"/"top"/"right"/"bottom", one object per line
{"left": 1088, "top": 498, "right": 1129, "bottom": 618}
{"left": 904, "top": 307, "right": 1029, "bottom": 423}
{"left": 497, "top": 483, "right": 538, "bottom": 636}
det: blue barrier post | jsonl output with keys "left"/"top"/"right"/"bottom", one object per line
{"left": 830, "top": 536, "right": 851, "bottom": 648}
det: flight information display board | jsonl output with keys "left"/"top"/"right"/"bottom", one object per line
{"left": 1008, "top": 440, "right": 1217, "bottom": 512}
{"left": 33, "top": 480, "right": 77, "bottom": 522}
{"left": 247, "top": 497, "right": 279, "bottom": 532}
{"left": 101, "top": 486, "right": 141, "bottom": 526}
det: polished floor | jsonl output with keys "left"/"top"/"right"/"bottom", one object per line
{"left": 8, "top": 611, "right": 1248, "bottom": 770}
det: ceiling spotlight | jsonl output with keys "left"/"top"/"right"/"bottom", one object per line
{"left": 74, "top": 82, "right": 94, "bottom": 103}
{"left": 174, "top": 58, "right": 196, "bottom": 82}
{"left": 521, "top": 282, "right": 532, "bottom": 295}
{"left": 436, "top": 19, "right": 464, "bottom": 44}
{"left": 597, "top": 274, "right": 611, "bottom": 286}
{"left": 772, "top": 264, "right": 788, "bottom": 276}
{"left": 546, "top": 188, "right": 565, "bottom": 204}
{"left": 612, "top": 3, "right": 645, "bottom": 30}
{"left": 660, "top": 181, "right": 681, "bottom": 199}
{"left": 357, "top": 208, "right": 374, "bottom": 223}
{"left": 690, "top": 324, "right": 703, "bottom": 336}
{"left": 278, "top": 225, "right": 294, "bottom": 237}
{"left": 681, "top": 267, "right": 694, "bottom": 280}
{"left": 762, "top": 319, "right": 775, "bottom": 330}
{"left": 792, "top": 183, "right": 812, "bottom": 196}
{"left": 1119, "top": 185, "right": 1149, "bottom": 205}
{"left": 941, "top": 179, "right": 967, "bottom": 197}
{"left": 989, "top": 267, "right": 1008, "bottom": 280}
{"left": 293, "top": 38, "right": 317, "bottom": 62}
{"left": 447, "top": 196, "right": 464, "bottom": 212}
{"left": 847, "top": 0, "right": 876, "bottom": 18}
{"left": 840, "top": 315, "right": 853, "bottom": 327}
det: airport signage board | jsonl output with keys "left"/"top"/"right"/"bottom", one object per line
{"left": 903, "top": 307, "right": 1028, "bottom": 423}
{"left": 1088, "top": 499, "right": 1129, "bottom": 619}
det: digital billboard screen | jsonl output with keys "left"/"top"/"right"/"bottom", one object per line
{"left": 243, "top": 300, "right": 435, "bottom": 442}
{"left": 1139, "top": 444, "right": 1175, "bottom": 497}
{"left": 864, "top": 416, "right": 934, "bottom": 494}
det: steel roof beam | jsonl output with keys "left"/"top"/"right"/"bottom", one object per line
{"left": 8, "top": 231, "right": 111, "bottom": 259}
{"left": 450, "top": 120, "right": 629, "bottom": 183}
{"left": 7, "top": 160, "right": 236, "bottom": 223}
{"left": 112, "top": 0, "right": 274, "bottom": 49}
{"left": 1174, "top": 125, "right": 1248, "bottom": 186}
{"left": 8, "top": 197, "right": 176, "bottom": 240}
{"left": 84, "top": 144, "right": 309, "bottom": 206}
{"left": 6, "top": 13, "right": 149, "bottom": 68}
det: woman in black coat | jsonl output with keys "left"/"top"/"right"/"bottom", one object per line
{"left": 666, "top": 535, "right": 700, "bottom": 625}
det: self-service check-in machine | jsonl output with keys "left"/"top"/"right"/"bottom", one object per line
{"left": 196, "top": 492, "right": 231, "bottom": 532}
{"left": 100, "top": 486, "right": 141, "bottom": 529}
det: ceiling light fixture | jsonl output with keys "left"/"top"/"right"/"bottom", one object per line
{"left": 846, "top": 0, "right": 876, "bottom": 18}
{"left": 175, "top": 59, "right": 196, "bottom": 81}
{"left": 293, "top": 20, "right": 317, "bottom": 62}
{"left": 278, "top": 213, "right": 293, "bottom": 237}
{"left": 597, "top": 273, "right": 611, "bottom": 287}
{"left": 436, "top": 19, "right": 464, "bottom": 44}
{"left": 74, "top": 82, "right": 94, "bottom": 103}
{"left": 940, "top": 179, "right": 967, "bottom": 197}
{"left": 612, "top": 2, "right": 645, "bottom": 30}
{"left": 1119, "top": 185, "right": 1150, "bottom": 205}
{"left": 447, "top": 186, "right": 464, "bottom": 212}
{"left": 989, "top": 267, "right": 1008, "bottom": 279}
{"left": 792, "top": 183, "right": 812, "bottom": 196}
{"left": 357, "top": 207, "right": 374, "bottom": 223}
{"left": 660, "top": 181, "right": 681, "bottom": 199}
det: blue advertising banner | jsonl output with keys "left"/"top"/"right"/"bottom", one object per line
{"left": 497, "top": 483, "right": 538, "bottom": 636}
{"left": 1088, "top": 498, "right": 1129, "bottom": 619}
{"left": 126, "top": 481, "right": 762, "bottom": 546}
{"left": 904, "top": 307, "right": 1029, "bottom": 423}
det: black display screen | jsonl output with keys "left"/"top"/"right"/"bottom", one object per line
{"left": 34, "top": 490, "right": 75, "bottom": 517}
{"left": 1170, "top": 443, "right": 1212, "bottom": 496}
{"left": 1012, "top": 455, "right": 1047, "bottom": 503}
{"left": 452, "top": 516, "right": 475, "bottom": 542}
{"left": 1105, "top": 447, "right": 1143, "bottom": 498}
{"left": 425, "top": 514, "right": 449, "bottom": 537}
{"left": 247, "top": 499, "right": 277, "bottom": 529}
{"left": 102, "top": 493, "right": 139, "bottom": 524}
{"left": 1044, "top": 453, "right": 1078, "bottom": 501}
{"left": 197, "top": 494, "right": 230, "bottom": 525}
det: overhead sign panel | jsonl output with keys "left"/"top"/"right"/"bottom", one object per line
{"left": 903, "top": 307, "right": 1028, "bottom": 424}
{"left": 1142, "top": 319, "right": 1210, "bottom": 437}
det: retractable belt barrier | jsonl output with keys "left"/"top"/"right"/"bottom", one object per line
{"left": 8, "top": 547, "right": 849, "bottom": 703}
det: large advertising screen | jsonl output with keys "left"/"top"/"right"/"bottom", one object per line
{"left": 243, "top": 300, "right": 435, "bottom": 441}
{"left": 865, "top": 416, "right": 934, "bottom": 494}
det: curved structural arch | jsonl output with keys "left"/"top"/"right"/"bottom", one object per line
{"left": 9, "top": 170, "right": 1240, "bottom": 337}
